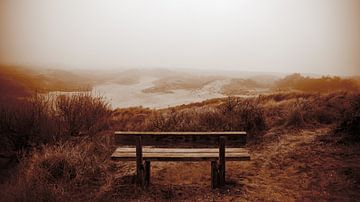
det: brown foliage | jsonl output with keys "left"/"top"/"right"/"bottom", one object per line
{"left": 275, "top": 73, "right": 360, "bottom": 92}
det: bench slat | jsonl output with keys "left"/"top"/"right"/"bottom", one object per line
{"left": 115, "top": 132, "right": 247, "bottom": 148}
{"left": 113, "top": 147, "right": 249, "bottom": 153}
{"left": 115, "top": 132, "right": 247, "bottom": 135}
{"left": 111, "top": 148, "right": 250, "bottom": 161}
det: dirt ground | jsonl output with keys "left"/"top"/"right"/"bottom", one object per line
{"left": 100, "top": 127, "right": 360, "bottom": 201}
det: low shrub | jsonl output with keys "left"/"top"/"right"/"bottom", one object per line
{"left": 335, "top": 94, "right": 360, "bottom": 142}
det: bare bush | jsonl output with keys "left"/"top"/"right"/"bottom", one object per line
{"left": 0, "top": 95, "right": 61, "bottom": 151}
{"left": 56, "top": 93, "right": 111, "bottom": 136}
{"left": 0, "top": 93, "right": 111, "bottom": 154}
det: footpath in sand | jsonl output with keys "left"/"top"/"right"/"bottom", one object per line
{"left": 104, "top": 127, "right": 360, "bottom": 201}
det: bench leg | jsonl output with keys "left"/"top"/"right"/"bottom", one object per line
{"left": 136, "top": 136, "right": 147, "bottom": 187}
{"left": 144, "top": 160, "right": 151, "bottom": 186}
{"left": 218, "top": 161, "right": 225, "bottom": 188}
{"left": 219, "top": 136, "right": 226, "bottom": 188}
{"left": 211, "top": 161, "right": 219, "bottom": 189}
{"left": 136, "top": 163, "right": 145, "bottom": 186}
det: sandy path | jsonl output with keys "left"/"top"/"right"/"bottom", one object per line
{"left": 103, "top": 127, "right": 360, "bottom": 201}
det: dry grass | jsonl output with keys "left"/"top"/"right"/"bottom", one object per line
{"left": 0, "top": 133, "right": 114, "bottom": 202}
{"left": 142, "top": 97, "right": 266, "bottom": 134}
{"left": 1, "top": 91, "right": 360, "bottom": 201}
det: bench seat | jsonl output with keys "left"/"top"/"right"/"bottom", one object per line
{"left": 111, "top": 147, "right": 250, "bottom": 161}
{"left": 112, "top": 131, "right": 250, "bottom": 188}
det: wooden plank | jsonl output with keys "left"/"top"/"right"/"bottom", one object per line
{"left": 115, "top": 132, "right": 247, "bottom": 147}
{"left": 113, "top": 147, "right": 249, "bottom": 153}
{"left": 111, "top": 152, "right": 250, "bottom": 161}
{"left": 115, "top": 131, "right": 246, "bottom": 136}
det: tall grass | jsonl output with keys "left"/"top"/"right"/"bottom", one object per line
{"left": 0, "top": 93, "right": 111, "bottom": 153}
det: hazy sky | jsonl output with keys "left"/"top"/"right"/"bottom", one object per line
{"left": 1, "top": 0, "right": 359, "bottom": 75}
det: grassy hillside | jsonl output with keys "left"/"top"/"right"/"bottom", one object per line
{"left": 1, "top": 90, "right": 359, "bottom": 201}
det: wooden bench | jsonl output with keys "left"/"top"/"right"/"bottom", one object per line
{"left": 111, "top": 132, "right": 250, "bottom": 188}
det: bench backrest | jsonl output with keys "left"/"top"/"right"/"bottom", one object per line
{"left": 114, "top": 132, "right": 247, "bottom": 148}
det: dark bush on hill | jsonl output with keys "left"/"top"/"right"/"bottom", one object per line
{"left": 0, "top": 95, "right": 62, "bottom": 151}
{"left": 0, "top": 93, "right": 111, "bottom": 153}
{"left": 335, "top": 95, "right": 360, "bottom": 142}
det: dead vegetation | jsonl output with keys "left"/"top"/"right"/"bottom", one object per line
{"left": 0, "top": 134, "right": 114, "bottom": 201}
{"left": 0, "top": 93, "right": 111, "bottom": 154}
{"left": 1, "top": 91, "right": 360, "bottom": 201}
